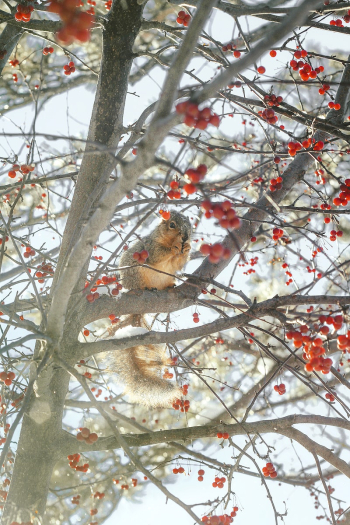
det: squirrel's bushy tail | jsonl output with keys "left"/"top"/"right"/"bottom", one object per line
{"left": 112, "top": 343, "right": 182, "bottom": 407}
{"left": 105, "top": 316, "right": 181, "bottom": 407}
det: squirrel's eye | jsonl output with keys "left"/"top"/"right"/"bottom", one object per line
{"left": 169, "top": 222, "right": 176, "bottom": 229}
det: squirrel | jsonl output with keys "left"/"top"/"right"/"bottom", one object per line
{"left": 106, "top": 211, "right": 192, "bottom": 408}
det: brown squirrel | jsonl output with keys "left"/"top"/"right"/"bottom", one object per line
{"left": 107, "top": 211, "right": 192, "bottom": 407}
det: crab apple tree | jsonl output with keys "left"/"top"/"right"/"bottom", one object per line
{"left": 1, "top": 0, "right": 350, "bottom": 524}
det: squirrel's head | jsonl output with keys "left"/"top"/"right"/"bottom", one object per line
{"left": 156, "top": 211, "right": 192, "bottom": 246}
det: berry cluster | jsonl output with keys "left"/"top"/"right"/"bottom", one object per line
{"left": 63, "top": 61, "right": 75, "bottom": 75}
{"left": 172, "top": 398, "right": 190, "bottom": 412}
{"left": 330, "top": 10, "right": 350, "bottom": 26}
{"left": 274, "top": 383, "right": 286, "bottom": 395}
{"left": 198, "top": 468, "right": 205, "bottom": 481}
{"left": 287, "top": 141, "right": 301, "bottom": 157}
{"left": 216, "top": 432, "right": 229, "bottom": 440}
{"left": 86, "top": 291, "right": 99, "bottom": 303}
{"left": 333, "top": 179, "right": 350, "bottom": 206}
{"left": 193, "top": 312, "right": 200, "bottom": 323}
{"left": 325, "top": 392, "right": 335, "bottom": 402}
{"left": 201, "top": 200, "right": 240, "bottom": 230}
{"left": 159, "top": 209, "right": 171, "bottom": 219}
{"left": 286, "top": 328, "right": 333, "bottom": 374}
{"left": 330, "top": 18, "right": 344, "bottom": 27}
{"left": 258, "top": 108, "right": 278, "bottom": 125}
{"left": 176, "top": 10, "right": 191, "bottom": 26}
{"left": 23, "top": 246, "right": 35, "bottom": 258}
{"left": 12, "top": 73, "right": 18, "bottom": 83}
{"left": 212, "top": 475, "right": 226, "bottom": 488}
{"left": 200, "top": 243, "right": 231, "bottom": 264}
{"left": 329, "top": 229, "right": 343, "bottom": 241}
{"left": 109, "top": 314, "right": 120, "bottom": 325}
{"left": 9, "top": 59, "right": 19, "bottom": 67}
{"left": 221, "top": 42, "right": 232, "bottom": 51}
{"left": 43, "top": 46, "right": 54, "bottom": 55}
{"left": 319, "top": 314, "right": 343, "bottom": 331}
{"left": 162, "top": 368, "right": 174, "bottom": 379}
{"left": 111, "top": 282, "right": 123, "bottom": 296}
{"left": 183, "top": 164, "right": 207, "bottom": 194}
{"left": 337, "top": 332, "right": 350, "bottom": 351}
{"left": 185, "top": 164, "right": 207, "bottom": 184}
{"left": 328, "top": 101, "right": 341, "bottom": 110}
{"left": 167, "top": 180, "right": 181, "bottom": 199}
{"left": 48, "top": 0, "right": 94, "bottom": 44}
{"left": 8, "top": 163, "right": 34, "bottom": 178}
{"left": 86, "top": 0, "right": 95, "bottom": 15}
{"left": 176, "top": 101, "right": 220, "bottom": 129}
{"left": 228, "top": 80, "right": 242, "bottom": 89}
{"left": 173, "top": 384, "right": 189, "bottom": 411}
{"left": 202, "top": 509, "right": 238, "bottom": 525}
{"left": 35, "top": 262, "right": 54, "bottom": 283}
{"left": 264, "top": 94, "right": 283, "bottom": 107}
{"left": 202, "top": 516, "right": 232, "bottom": 525}
{"left": 172, "top": 466, "right": 185, "bottom": 474}
{"left": 91, "top": 387, "right": 103, "bottom": 397}
{"left": 132, "top": 250, "right": 149, "bottom": 263}
{"left": 269, "top": 176, "right": 283, "bottom": 192}
{"left": 15, "top": 3, "right": 34, "bottom": 23}
{"left": 221, "top": 43, "right": 242, "bottom": 58}
{"left": 71, "top": 494, "right": 80, "bottom": 504}
{"left": 105, "top": 0, "right": 112, "bottom": 9}
{"left": 95, "top": 274, "right": 117, "bottom": 286}
{"left": 114, "top": 477, "right": 140, "bottom": 489}
{"left": 314, "top": 140, "right": 324, "bottom": 151}
{"left": 289, "top": 50, "right": 324, "bottom": 81}
{"left": 67, "top": 453, "right": 89, "bottom": 472}
{"left": 0, "top": 371, "right": 15, "bottom": 386}
{"left": 262, "top": 462, "right": 277, "bottom": 478}
{"left": 272, "top": 228, "right": 284, "bottom": 241}
{"left": 304, "top": 340, "right": 332, "bottom": 374}
{"left": 282, "top": 262, "right": 293, "bottom": 285}
{"left": 319, "top": 83, "right": 330, "bottom": 95}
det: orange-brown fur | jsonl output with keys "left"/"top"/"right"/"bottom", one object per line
{"left": 107, "top": 211, "right": 191, "bottom": 407}
{"left": 119, "top": 211, "right": 191, "bottom": 291}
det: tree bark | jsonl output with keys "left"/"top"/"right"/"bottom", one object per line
{"left": 52, "top": 0, "right": 144, "bottom": 288}
{"left": 3, "top": 369, "right": 70, "bottom": 522}
{"left": 4, "top": 0, "right": 144, "bottom": 520}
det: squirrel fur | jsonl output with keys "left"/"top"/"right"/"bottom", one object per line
{"left": 107, "top": 211, "right": 192, "bottom": 407}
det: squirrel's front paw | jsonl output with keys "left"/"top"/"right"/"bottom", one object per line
{"left": 182, "top": 242, "right": 191, "bottom": 254}
{"left": 171, "top": 242, "right": 182, "bottom": 255}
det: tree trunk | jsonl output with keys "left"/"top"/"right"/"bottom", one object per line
{"left": 3, "top": 369, "right": 70, "bottom": 522}
{"left": 4, "top": 2, "right": 144, "bottom": 520}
